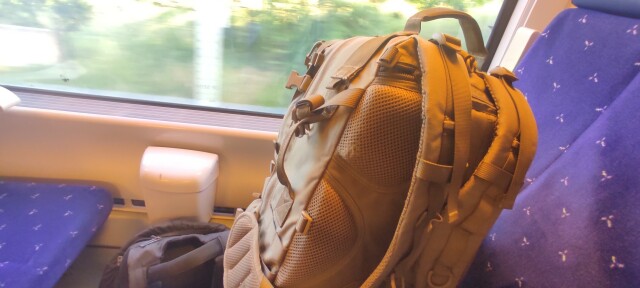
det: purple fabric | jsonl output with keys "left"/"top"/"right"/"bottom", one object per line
{"left": 0, "top": 180, "right": 112, "bottom": 288}
{"left": 462, "top": 7, "right": 640, "bottom": 288}
{"left": 512, "top": 8, "right": 640, "bottom": 179}
{"left": 573, "top": 0, "right": 640, "bottom": 19}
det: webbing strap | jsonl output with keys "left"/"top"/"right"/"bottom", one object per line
{"left": 481, "top": 72, "right": 522, "bottom": 209}
{"left": 277, "top": 34, "right": 398, "bottom": 189}
{"left": 275, "top": 120, "right": 303, "bottom": 193}
{"left": 335, "top": 35, "right": 394, "bottom": 79}
{"left": 276, "top": 88, "right": 365, "bottom": 190}
{"left": 500, "top": 78, "right": 538, "bottom": 208}
{"left": 403, "top": 8, "right": 487, "bottom": 59}
{"left": 320, "top": 88, "right": 365, "bottom": 110}
{"left": 416, "top": 159, "right": 452, "bottom": 184}
{"left": 475, "top": 161, "right": 513, "bottom": 190}
{"left": 442, "top": 49, "right": 472, "bottom": 223}
{"left": 305, "top": 40, "right": 338, "bottom": 77}
{"left": 327, "top": 33, "right": 406, "bottom": 89}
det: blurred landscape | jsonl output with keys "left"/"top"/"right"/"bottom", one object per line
{"left": 0, "top": 0, "right": 499, "bottom": 111}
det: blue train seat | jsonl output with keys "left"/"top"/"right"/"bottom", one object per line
{"left": 463, "top": 0, "right": 640, "bottom": 286}
{"left": 0, "top": 180, "right": 112, "bottom": 287}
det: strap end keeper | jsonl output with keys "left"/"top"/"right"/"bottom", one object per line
{"left": 295, "top": 210, "right": 313, "bottom": 235}
{"left": 448, "top": 209, "right": 459, "bottom": 223}
{"left": 326, "top": 77, "right": 348, "bottom": 90}
{"left": 447, "top": 190, "right": 460, "bottom": 223}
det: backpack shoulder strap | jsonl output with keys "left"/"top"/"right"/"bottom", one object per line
{"left": 363, "top": 59, "right": 537, "bottom": 287}
{"left": 362, "top": 35, "right": 473, "bottom": 287}
{"left": 482, "top": 67, "right": 538, "bottom": 208}
{"left": 407, "top": 70, "right": 525, "bottom": 287}
{"left": 408, "top": 68, "right": 537, "bottom": 287}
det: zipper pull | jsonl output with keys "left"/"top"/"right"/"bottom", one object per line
{"left": 432, "top": 33, "right": 462, "bottom": 52}
{"left": 138, "top": 235, "right": 161, "bottom": 248}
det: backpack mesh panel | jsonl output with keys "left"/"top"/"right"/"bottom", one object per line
{"left": 274, "top": 180, "right": 357, "bottom": 287}
{"left": 337, "top": 84, "right": 422, "bottom": 186}
{"left": 224, "top": 214, "right": 260, "bottom": 288}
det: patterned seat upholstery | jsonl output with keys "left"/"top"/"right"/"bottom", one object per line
{"left": 463, "top": 2, "right": 640, "bottom": 287}
{"left": 0, "top": 180, "right": 112, "bottom": 287}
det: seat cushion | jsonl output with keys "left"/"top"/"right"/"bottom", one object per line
{"left": 0, "top": 180, "right": 112, "bottom": 288}
{"left": 463, "top": 74, "right": 640, "bottom": 287}
{"left": 462, "top": 6, "right": 640, "bottom": 287}
{"left": 573, "top": 0, "right": 640, "bottom": 19}
{"left": 512, "top": 7, "right": 640, "bottom": 180}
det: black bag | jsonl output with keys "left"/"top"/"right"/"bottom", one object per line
{"left": 100, "top": 220, "right": 229, "bottom": 288}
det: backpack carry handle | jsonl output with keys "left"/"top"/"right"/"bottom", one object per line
{"left": 404, "top": 7, "right": 488, "bottom": 59}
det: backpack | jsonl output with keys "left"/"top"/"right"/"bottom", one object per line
{"left": 100, "top": 220, "right": 229, "bottom": 288}
{"left": 224, "top": 7, "right": 537, "bottom": 288}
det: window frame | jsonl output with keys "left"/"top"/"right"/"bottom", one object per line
{"left": 7, "top": 85, "right": 284, "bottom": 132}
{"left": 481, "top": 0, "right": 520, "bottom": 71}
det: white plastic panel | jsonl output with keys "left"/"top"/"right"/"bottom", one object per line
{"left": 0, "top": 86, "right": 20, "bottom": 111}
{"left": 140, "top": 146, "right": 219, "bottom": 194}
{"left": 499, "top": 27, "right": 540, "bottom": 70}
{"left": 0, "top": 107, "right": 275, "bottom": 210}
{"left": 490, "top": 0, "right": 572, "bottom": 69}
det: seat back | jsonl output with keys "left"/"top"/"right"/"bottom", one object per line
{"left": 463, "top": 1, "right": 640, "bottom": 287}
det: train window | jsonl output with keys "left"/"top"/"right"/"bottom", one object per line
{"left": 0, "top": 0, "right": 507, "bottom": 115}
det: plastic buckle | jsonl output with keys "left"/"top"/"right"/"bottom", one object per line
{"left": 311, "top": 52, "right": 325, "bottom": 68}
{"left": 305, "top": 52, "right": 326, "bottom": 78}
{"left": 305, "top": 41, "right": 324, "bottom": 68}
{"left": 293, "top": 102, "right": 312, "bottom": 123}
{"left": 294, "top": 94, "right": 325, "bottom": 119}
{"left": 326, "top": 77, "right": 348, "bottom": 91}
{"left": 285, "top": 70, "right": 312, "bottom": 92}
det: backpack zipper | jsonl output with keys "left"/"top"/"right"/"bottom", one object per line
{"left": 138, "top": 235, "right": 162, "bottom": 247}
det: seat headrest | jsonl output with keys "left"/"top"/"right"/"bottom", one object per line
{"left": 573, "top": 0, "right": 640, "bottom": 19}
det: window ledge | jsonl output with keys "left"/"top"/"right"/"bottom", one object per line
{"left": 12, "top": 89, "right": 284, "bottom": 133}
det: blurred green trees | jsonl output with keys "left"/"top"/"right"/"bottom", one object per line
{"left": 405, "top": 0, "right": 489, "bottom": 10}
{"left": 0, "top": 0, "right": 91, "bottom": 60}
{"left": 0, "top": 0, "right": 496, "bottom": 110}
{"left": 0, "top": 0, "right": 91, "bottom": 30}
{"left": 223, "top": 0, "right": 494, "bottom": 108}
{"left": 224, "top": 0, "right": 412, "bottom": 107}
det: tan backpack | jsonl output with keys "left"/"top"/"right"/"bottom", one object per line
{"left": 223, "top": 8, "right": 537, "bottom": 288}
